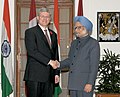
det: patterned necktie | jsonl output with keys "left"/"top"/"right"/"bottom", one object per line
{"left": 44, "top": 30, "right": 51, "bottom": 48}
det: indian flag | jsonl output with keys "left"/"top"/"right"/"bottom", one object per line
{"left": 53, "top": 0, "right": 62, "bottom": 97}
{"left": 53, "top": 0, "right": 61, "bottom": 60}
{"left": 1, "top": 0, "right": 13, "bottom": 97}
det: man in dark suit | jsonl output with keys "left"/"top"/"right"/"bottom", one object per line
{"left": 55, "top": 16, "right": 100, "bottom": 97}
{"left": 23, "top": 7, "right": 59, "bottom": 97}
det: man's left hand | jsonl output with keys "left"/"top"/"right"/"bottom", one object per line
{"left": 55, "top": 75, "right": 60, "bottom": 84}
{"left": 84, "top": 84, "right": 92, "bottom": 93}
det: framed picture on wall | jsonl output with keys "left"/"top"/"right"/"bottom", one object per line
{"left": 97, "top": 12, "right": 120, "bottom": 42}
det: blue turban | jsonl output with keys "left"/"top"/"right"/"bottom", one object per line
{"left": 74, "top": 16, "right": 93, "bottom": 32}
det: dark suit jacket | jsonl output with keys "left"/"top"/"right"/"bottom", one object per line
{"left": 23, "top": 25, "right": 59, "bottom": 83}
{"left": 60, "top": 35, "right": 100, "bottom": 90}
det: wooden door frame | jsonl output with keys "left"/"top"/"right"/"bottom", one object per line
{"left": 16, "top": 1, "right": 74, "bottom": 97}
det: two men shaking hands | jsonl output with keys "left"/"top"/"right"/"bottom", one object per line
{"left": 49, "top": 60, "right": 60, "bottom": 69}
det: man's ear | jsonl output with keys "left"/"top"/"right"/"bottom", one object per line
{"left": 82, "top": 26, "right": 86, "bottom": 30}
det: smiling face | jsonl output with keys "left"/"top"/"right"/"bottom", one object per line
{"left": 74, "top": 22, "right": 88, "bottom": 38}
{"left": 37, "top": 11, "right": 51, "bottom": 28}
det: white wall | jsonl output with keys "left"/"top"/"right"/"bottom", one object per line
{"left": 82, "top": 0, "right": 120, "bottom": 96}
{"left": 83, "top": 0, "right": 120, "bottom": 55}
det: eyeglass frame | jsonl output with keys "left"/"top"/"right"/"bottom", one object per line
{"left": 74, "top": 26, "right": 84, "bottom": 30}
{"left": 39, "top": 15, "right": 51, "bottom": 19}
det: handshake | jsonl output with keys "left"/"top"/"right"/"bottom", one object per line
{"left": 49, "top": 60, "right": 60, "bottom": 69}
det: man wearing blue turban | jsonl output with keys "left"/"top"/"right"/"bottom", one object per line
{"left": 57, "top": 16, "right": 100, "bottom": 97}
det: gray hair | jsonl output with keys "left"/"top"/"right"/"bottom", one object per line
{"left": 38, "top": 7, "right": 51, "bottom": 16}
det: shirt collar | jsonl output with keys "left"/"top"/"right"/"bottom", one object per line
{"left": 38, "top": 24, "right": 48, "bottom": 32}
{"left": 77, "top": 34, "right": 90, "bottom": 42}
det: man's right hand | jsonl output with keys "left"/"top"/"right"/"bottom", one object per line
{"left": 49, "top": 60, "right": 59, "bottom": 69}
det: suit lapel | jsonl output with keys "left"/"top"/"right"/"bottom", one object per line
{"left": 49, "top": 29, "right": 54, "bottom": 47}
{"left": 48, "top": 29, "right": 55, "bottom": 55}
{"left": 36, "top": 25, "right": 51, "bottom": 49}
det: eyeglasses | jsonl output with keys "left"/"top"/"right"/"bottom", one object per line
{"left": 40, "top": 15, "right": 50, "bottom": 19}
{"left": 74, "top": 26, "right": 84, "bottom": 30}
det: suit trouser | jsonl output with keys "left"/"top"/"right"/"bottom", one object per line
{"left": 70, "top": 90, "right": 93, "bottom": 97}
{"left": 25, "top": 81, "right": 53, "bottom": 97}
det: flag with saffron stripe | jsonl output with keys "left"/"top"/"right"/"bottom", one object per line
{"left": 1, "top": 0, "right": 13, "bottom": 97}
{"left": 53, "top": 0, "right": 62, "bottom": 97}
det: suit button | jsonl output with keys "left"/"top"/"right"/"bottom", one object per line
{"left": 70, "top": 71, "right": 72, "bottom": 73}
{"left": 74, "top": 55, "right": 75, "bottom": 57}
{"left": 72, "top": 63, "right": 73, "bottom": 65}
{"left": 76, "top": 48, "right": 78, "bottom": 50}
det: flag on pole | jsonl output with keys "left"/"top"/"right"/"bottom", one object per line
{"left": 29, "top": 0, "right": 37, "bottom": 28}
{"left": 25, "top": 0, "right": 37, "bottom": 96}
{"left": 78, "top": 0, "right": 83, "bottom": 16}
{"left": 75, "top": 0, "right": 83, "bottom": 16}
{"left": 1, "top": 0, "right": 13, "bottom": 97}
{"left": 53, "top": 0, "right": 62, "bottom": 97}
{"left": 53, "top": 0, "right": 60, "bottom": 56}
{"left": 54, "top": 85, "right": 62, "bottom": 97}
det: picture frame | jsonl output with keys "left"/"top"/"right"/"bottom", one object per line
{"left": 97, "top": 12, "right": 120, "bottom": 42}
